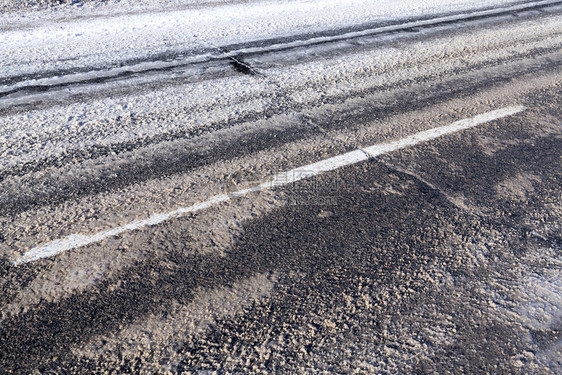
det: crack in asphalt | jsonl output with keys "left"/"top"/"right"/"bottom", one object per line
{"left": 197, "top": 38, "right": 378, "bottom": 164}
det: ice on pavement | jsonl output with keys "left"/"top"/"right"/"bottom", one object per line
{"left": 0, "top": 0, "right": 530, "bottom": 80}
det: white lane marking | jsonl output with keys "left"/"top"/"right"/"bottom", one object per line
{"left": 13, "top": 106, "right": 525, "bottom": 265}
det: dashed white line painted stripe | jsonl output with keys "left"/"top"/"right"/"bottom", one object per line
{"left": 13, "top": 106, "right": 525, "bottom": 265}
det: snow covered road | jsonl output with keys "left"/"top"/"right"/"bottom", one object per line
{"left": 0, "top": 0, "right": 561, "bottom": 373}
{"left": 1, "top": 0, "right": 560, "bottom": 105}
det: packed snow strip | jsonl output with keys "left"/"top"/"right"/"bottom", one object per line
{"left": 13, "top": 106, "right": 526, "bottom": 265}
{"left": 0, "top": 0, "right": 534, "bottom": 80}
{"left": 0, "top": 53, "right": 215, "bottom": 96}
{"left": 229, "top": 0, "right": 562, "bottom": 57}
{"left": 1, "top": 0, "right": 558, "bottom": 96}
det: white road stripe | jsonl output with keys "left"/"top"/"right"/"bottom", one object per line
{"left": 13, "top": 106, "right": 525, "bottom": 265}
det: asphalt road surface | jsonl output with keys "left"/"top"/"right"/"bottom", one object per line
{"left": 0, "top": 0, "right": 561, "bottom": 373}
